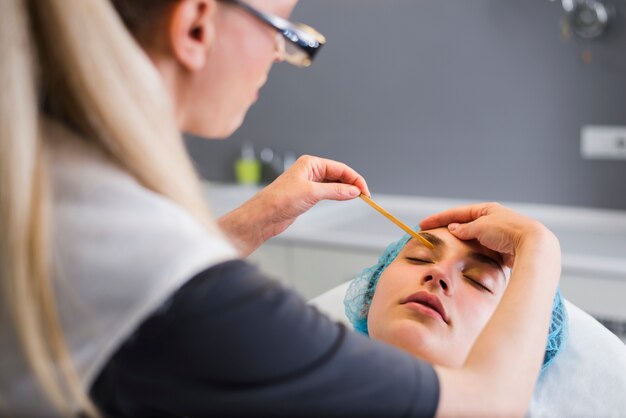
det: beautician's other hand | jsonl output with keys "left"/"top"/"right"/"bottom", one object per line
{"left": 424, "top": 203, "right": 562, "bottom": 418}
{"left": 218, "top": 155, "right": 369, "bottom": 256}
{"left": 419, "top": 202, "right": 558, "bottom": 267}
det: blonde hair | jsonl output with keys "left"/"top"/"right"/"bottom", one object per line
{"left": 0, "top": 0, "right": 220, "bottom": 415}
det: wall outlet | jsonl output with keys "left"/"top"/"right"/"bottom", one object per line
{"left": 581, "top": 126, "right": 626, "bottom": 160}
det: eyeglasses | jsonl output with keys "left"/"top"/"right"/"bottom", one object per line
{"left": 219, "top": 0, "right": 326, "bottom": 67}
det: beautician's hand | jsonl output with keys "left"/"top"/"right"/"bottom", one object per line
{"left": 218, "top": 155, "right": 369, "bottom": 256}
{"left": 419, "top": 202, "right": 558, "bottom": 267}
{"left": 423, "top": 203, "right": 562, "bottom": 418}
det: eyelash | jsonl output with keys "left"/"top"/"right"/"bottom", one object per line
{"left": 407, "top": 257, "right": 493, "bottom": 294}
{"left": 465, "top": 276, "right": 493, "bottom": 294}
{"left": 406, "top": 257, "right": 433, "bottom": 264}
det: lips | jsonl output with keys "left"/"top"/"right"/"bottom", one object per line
{"left": 401, "top": 291, "right": 449, "bottom": 324}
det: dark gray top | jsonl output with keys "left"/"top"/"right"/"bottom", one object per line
{"left": 90, "top": 260, "right": 439, "bottom": 417}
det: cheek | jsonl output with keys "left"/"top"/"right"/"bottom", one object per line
{"left": 367, "top": 263, "right": 419, "bottom": 338}
{"left": 366, "top": 286, "right": 390, "bottom": 337}
{"left": 217, "top": 22, "right": 274, "bottom": 89}
{"left": 194, "top": 33, "right": 273, "bottom": 136}
{"left": 366, "top": 271, "right": 401, "bottom": 336}
{"left": 454, "top": 292, "right": 500, "bottom": 342}
{"left": 236, "top": 26, "right": 275, "bottom": 78}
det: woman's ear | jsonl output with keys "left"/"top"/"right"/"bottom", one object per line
{"left": 167, "top": 0, "right": 216, "bottom": 71}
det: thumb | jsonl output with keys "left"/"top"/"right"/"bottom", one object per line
{"left": 447, "top": 221, "right": 478, "bottom": 241}
{"left": 315, "top": 182, "right": 361, "bottom": 201}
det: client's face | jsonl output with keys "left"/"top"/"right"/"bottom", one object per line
{"left": 367, "top": 228, "right": 508, "bottom": 367}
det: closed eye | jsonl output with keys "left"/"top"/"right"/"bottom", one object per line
{"left": 406, "top": 257, "right": 434, "bottom": 264}
{"left": 465, "top": 275, "right": 493, "bottom": 294}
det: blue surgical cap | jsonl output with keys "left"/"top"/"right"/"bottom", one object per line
{"left": 344, "top": 231, "right": 567, "bottom": 373}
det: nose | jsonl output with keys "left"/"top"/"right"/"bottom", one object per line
{"left": 274, "top": 33, "right": 286, "bottom": 63}
{"left": 421, "top": 269, "right": 453, "bottom": 294}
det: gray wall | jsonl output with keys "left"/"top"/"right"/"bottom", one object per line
{"left": 186, "top": 0, "right": 626, "bottom": 210}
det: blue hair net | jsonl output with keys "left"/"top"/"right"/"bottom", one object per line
{"left": 344, "top": 231, "right": 568, "bottom": 373}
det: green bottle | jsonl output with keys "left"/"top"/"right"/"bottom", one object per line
{"left": 234, "top": 141, "right": 261, "bottom": 185}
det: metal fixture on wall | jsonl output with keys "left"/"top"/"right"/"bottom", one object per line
{"left": 560, "top": 0, "right": 615, "bottom": 39}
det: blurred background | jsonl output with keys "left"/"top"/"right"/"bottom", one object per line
{"left": 194, "top": 0, "right": 626, "bottom": 339}
{"left": 187, "top": 0, "right": 626, "bottom": 210}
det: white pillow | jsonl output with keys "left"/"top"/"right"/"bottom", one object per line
{"left": 309, "top": 283, "right": 626, "bottom": 417}
{"left": 527, "top": 300, "right": 626, "bottom": 417}
{"left": 309, "top": 281, "right": 352, "bottom": 326}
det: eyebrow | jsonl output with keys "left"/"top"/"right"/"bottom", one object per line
{"left": 418, "top": 232, "right": 444, "bottom": 248}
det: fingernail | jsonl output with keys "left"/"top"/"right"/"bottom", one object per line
{"left": 349, "top": 187, "right": 360, "bottom": 197}
{"left": 448, "top": 223, "right": 459, "bottom": 231}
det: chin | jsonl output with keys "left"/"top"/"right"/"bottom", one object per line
{"left": 376, "top": 319, "right": 462, "bottom": 367}
{"left": 184, "top": 110, "right": 247, "bottom": 140}
{"left": 215, "top": 111, "right": 247, "bottom": 139}
{"left": 375, "top": 320, "right": 433, "bottom": 356}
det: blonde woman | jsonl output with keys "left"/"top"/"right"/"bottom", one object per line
{"left": 0, "top": 0, "right": 561, "bottom": 417}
